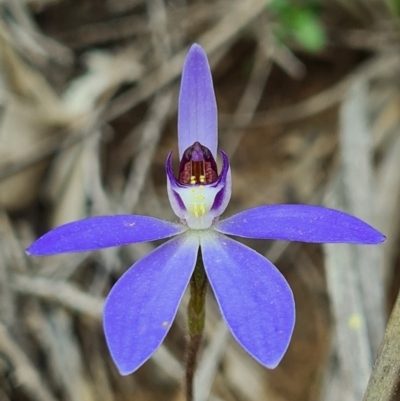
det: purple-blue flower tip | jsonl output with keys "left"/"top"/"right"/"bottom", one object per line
{"left": 178, "top": 43, "right": 217, "bottom": 159}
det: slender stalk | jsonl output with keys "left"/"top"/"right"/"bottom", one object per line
{"left": 185, "top": 251, "right": 207, "bottom": 401}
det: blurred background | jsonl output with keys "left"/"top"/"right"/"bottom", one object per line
{"left": 0, "top": 0, "right": 399, "bottom": 400}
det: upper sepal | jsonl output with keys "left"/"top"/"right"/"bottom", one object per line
{"left": 178, "top": 44, "right": 218, "bottom": 159}
{"left": 215, "top": 204, "right": 385, "bottom": 244}
{"left": 27, "top": 215, "right": 186, "bottom": 256}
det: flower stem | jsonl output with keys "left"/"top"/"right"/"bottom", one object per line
{"left": 185, "top": 250, "right": 207, "bottom": 401}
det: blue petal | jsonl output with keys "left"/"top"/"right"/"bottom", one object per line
{"left": 215, "top": 204, "right": 385, "bottom": 244}
{"left": 104, "top": 233, "right": 199, "bottom": 375}
{"left": 178, "top": 44, "right": 218, "bottom": 159}
{"left": 27, "top": 215, "right": 186, "bottom": 255}
{"left": 201, "top": 232, "right": 295, "bottom": 368}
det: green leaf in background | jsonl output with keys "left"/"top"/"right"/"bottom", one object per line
{"left": 291, "top": 8, "right": 326, "bottom": 51}
{"left": 384, "top": 0, "right": 400, "bottom": 17}
{"left": 269, "top": 0, "right": 326, "bottom": 52}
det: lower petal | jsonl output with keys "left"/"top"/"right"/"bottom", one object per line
{"left": 201, "top": 232, "right": 295, "bottom": 368}
{"left": 103, "top": 233, "right": 199, "bottom": 375}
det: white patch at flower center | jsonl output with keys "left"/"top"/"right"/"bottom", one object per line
{"left": 178, "top": 184, "right": 220, "bottom": 229}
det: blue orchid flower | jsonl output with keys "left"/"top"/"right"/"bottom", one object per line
{"left": 27, "top": 44, "right": 385, "bottom": 376}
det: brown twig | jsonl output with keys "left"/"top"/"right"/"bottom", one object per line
{"left": 362, "top": 288, "right": 400, "bottom": 401}
{"left": 0, "top": 322, "right": 58, "bottom": 401}
{"left": 219, "top": 51, "right": 400, "bottom": 127}
{"left": 13, "top": 274, "right": 104, "bottom": 319}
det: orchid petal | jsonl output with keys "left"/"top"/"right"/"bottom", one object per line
{"left": 215, "top": 204, "right": 385, "bottom": 244}
{"left": 209, "top": 151, "right": 232, "bottom": 217}
{"left": 165, "top": 152, "right": 187, "bottom": 220}
{"left": 27, "top": 215, "right": 186, "bottom": 256}
{"left": 201, "top": 232, "right": 295, "bottom": 368}
{"left": 104, "top": 233, "right": 199, "bottom": 375}
{"left": 178, "top": 44, "right": 217, "bottom": 159}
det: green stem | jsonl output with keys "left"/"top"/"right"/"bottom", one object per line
{"left": 185, "top": 251, "right": 207, "bottom": 401}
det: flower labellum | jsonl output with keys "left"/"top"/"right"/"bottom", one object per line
{"left": 166, "top": 141, "right": 231, "bottom": 230}
{"left": 27, "top": 43, "right": 385, "bottom": 376}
